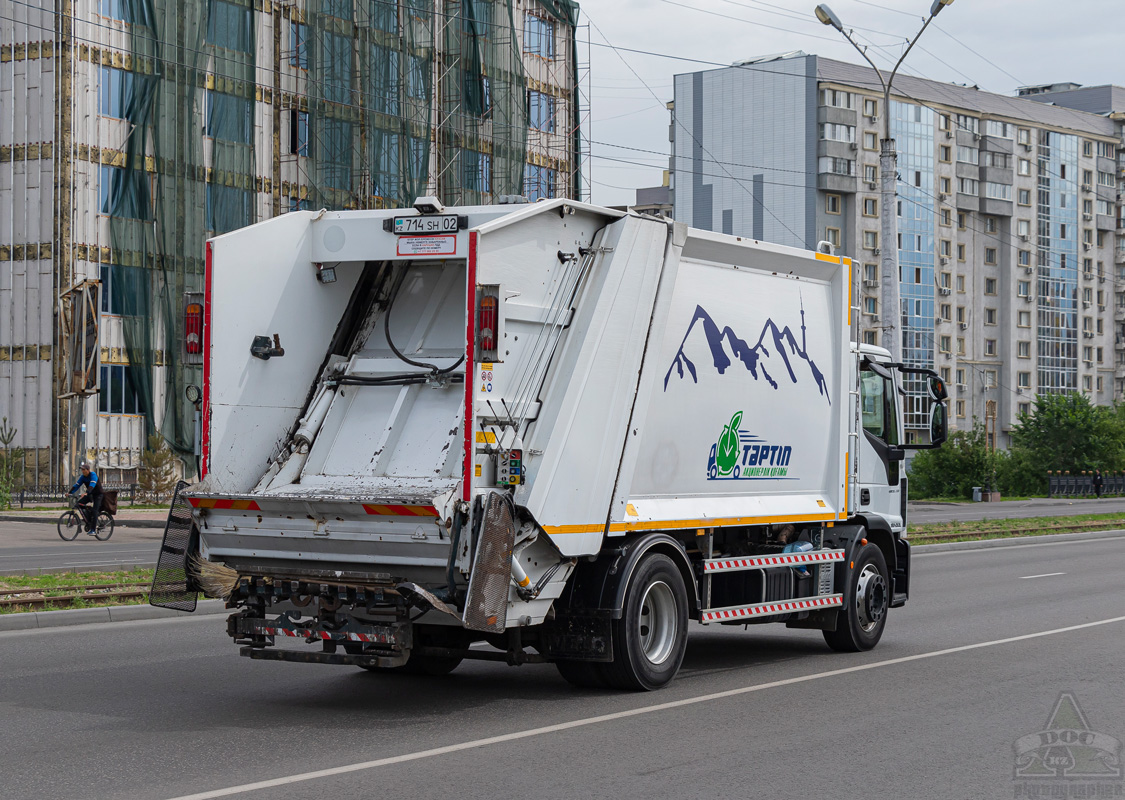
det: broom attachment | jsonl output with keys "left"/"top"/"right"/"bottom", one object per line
{"left": 187, "top": 553, "right": 240, "bottom": 600}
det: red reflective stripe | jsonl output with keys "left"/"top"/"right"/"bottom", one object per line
{"left": 202, "top": 241, "right": 213, "bottom": 478}
{"left": 463, "top": 231, "right": 477, "bottom": 503}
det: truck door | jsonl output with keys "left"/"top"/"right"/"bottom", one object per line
{"left": 857, "top": 361, "right": 903, "bottom": 529}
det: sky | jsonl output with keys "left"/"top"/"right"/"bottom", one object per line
{"left": 580, "top": 0, "right": 1121, "bottom": 207}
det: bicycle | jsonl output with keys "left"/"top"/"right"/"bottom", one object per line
{"left": 57, "top": 493, "right": 116, "bottom": 541}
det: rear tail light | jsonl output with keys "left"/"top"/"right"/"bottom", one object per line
{"left": 477, "top": 287, "right": 499, "bottom": 361}
{"left": 185, "top": 302, "right": 204, "bottom": 355}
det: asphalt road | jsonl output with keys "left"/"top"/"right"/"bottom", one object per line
{"left": 0, "top": 520, "right": 162, "bottom": 574}
{"left": 908, "top": 495, "right": 1125, "bottom": 524}
{"left": 2, "top": 534, "right": 1123, "bottom": 800}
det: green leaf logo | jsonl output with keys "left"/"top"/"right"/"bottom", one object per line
{"left": 716, "top": 410, "right": 742, "bottom": 475}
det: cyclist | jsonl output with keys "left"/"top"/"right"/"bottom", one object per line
{"left": 68, "top": 461, "right": 103, "bottom": 536}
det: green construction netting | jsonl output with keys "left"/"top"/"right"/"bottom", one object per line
{"left": 440, "top": 0, "right": 526, "bottom": 204}
{"left": 534, "top": 0, "right": 580, "bottom": 199}
{"left": 107, "top": 0, "right": 210, "bottom": 462}
{"left": 102, "top": 0, "right": 579, "bottom": 469}
{"left": 306, "top": 0, "right": 435, "bottom": 209}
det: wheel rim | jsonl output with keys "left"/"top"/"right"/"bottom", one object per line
{"left": 637, "top": 580, "right": 678, "bottom": 666}
{"left": 855, "top": 564, "right": 888, "bottom": 632}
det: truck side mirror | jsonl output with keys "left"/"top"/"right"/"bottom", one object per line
{"left": 928, "top": 376, "right": 948, "bottom": 402}
{"left": 929, "top": 402, "right": 948, "bottom": 447}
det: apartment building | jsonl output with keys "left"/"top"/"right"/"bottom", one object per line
{"left": 670, "top": 52, "right": 1124, "bottom": 448}
{"left": 0, "top": 0, "right": 581, "bottom": 487}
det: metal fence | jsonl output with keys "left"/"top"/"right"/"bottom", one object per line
{"left": 1046, "top": 472, "right": 1125, "bottom": 498}
{"left": 16, "top": 484, "right": 173, "bottom": 508}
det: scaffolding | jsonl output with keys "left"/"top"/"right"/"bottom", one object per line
{"left": 1, "top": 0, "right": 581, "bottom": 487}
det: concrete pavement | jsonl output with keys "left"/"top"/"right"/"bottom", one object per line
{"left": 1, "top": 534, "right": 1122, "bottom": 799}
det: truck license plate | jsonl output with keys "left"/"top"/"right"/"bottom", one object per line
{"left": 392, "top": 214, "right": 460, "bottom": 234}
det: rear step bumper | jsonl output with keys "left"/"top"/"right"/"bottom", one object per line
{"left": 241, "top": 646, "right": 408, "bottom": 668}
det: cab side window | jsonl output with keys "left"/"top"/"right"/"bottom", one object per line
{"left": 860, "top": 370, "right": 885, "bottom": 438}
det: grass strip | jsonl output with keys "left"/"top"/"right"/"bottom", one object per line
{"left": 0, "top": 568, "right": 155, "bottom": 614}
{"left": 910, "top": 512, "right": 1125, "bottom": 545}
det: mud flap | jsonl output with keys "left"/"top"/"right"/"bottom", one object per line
{"left": 462, "top": 492, "right": 516, "bottom": 633}
{"left": 149, "top": 481, "right": 199, "bottom": 611}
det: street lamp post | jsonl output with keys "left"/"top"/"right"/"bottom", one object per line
{"left": 815, "top": 0, "right": 955, "bottom": 363}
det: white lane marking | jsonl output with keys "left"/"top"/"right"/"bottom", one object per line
{"left": 1019, "top": 572, "right": 1066, "bottom": 580}
{"left": 914, "top": 533, "right": 1125, "bottom": 557}
{"left": 162, "top": 614, "right": 1125, "bottom": 800}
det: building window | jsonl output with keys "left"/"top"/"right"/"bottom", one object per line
{"left": 984, "top": 278, "right": 997, "bottom": 294}
{"left": 956, "top": 399, "right": 965, "bottom": 418}
{"left": 984, "top": 308, "right": 997, "bottom": 325}
{"left": 939, "top": 145, "right": 951, "bottom": 162}
{"left": 985, "top": 217, "right": 998, "bottom": 233}
{"left": 1098, "top": 347, "right": 1104, "bottom": 364}
{"left": 1018, "top": 280, "right": 1030, "bottom": 297}
{"left": 1083, "top": 140, "right": 1094, "bottom": 157}
{"left": 939, "top": 272, "right": 951, "bottom": 289}
{"left": 984, "top": 339, "right": 996, "bottom": 356}
{"left": 819, "top": 157, "right": 854, "bottom": 176}
{"left": 1017, "top": 219, "right": 1030, "bottom": 238}
{"left": 825, "top": 227, "right": 841, "bottom": 247}
{"left": 955, "top": 114, "right": 979, "bottom": 133}
{"left": 985, "top": 182, "right": 1012, "bottom": 201}
{"left": 1098, "top": 170, "right": 1116, "bottom": 188}
{"left": 956, "top": 305, "right": 965, "bottom": 323}
{"left": 1017, "top": 371, "right": 1031, "bottom": 389}
{"left": 528, "top": 90, "right": 555, "bottom": 132}
{"left": 1018, "top": 341, "right": 1030, "bottom": 358}
{"left": 863, "top": 97, "right": 877, "bottom": 116}
{"left": 862, "top": 330, "right": 877, "bottom": 345}
{"left": 983, "top": 151, "right": 1010, "bottom": 169}
{"left": 98, "top": 66, "right": 132, "bottom": 119}
{"left": 985, "top": 248, "right": 997, "bottom": 265}
{"left": 940, "top": 367, "right": 951, "bottom": 382}
{"left": 956, "top": 243, "right": 965, "bottom": 261}
{"left": 985, "top": 120, "right": 1012, "bottom": 138}
{"left": 939, "top": 335, "right": 951, "bottom": 353}
{"left": 819, "top": 123, "right": 856, "bottom": 143}
{"left": 1097, "top": 376, "right": 1104, "bottom": 392}
{"left": 864, "top": 263, "right": 877, "bottom": 282}
{"left": 956, "top": 368, "right": 965, "bottom": 385}
{"left": 98, "top": 0, "right": 128, "bottom": 20}
{"left": 940, "top": 239, "right": 952, "bottom": 257}
{"left": 524, "top": 164, "right": 558, "bottom": 201}
{"left": 1017, "top": 310, "right": 1030, "bottom": 327}
{"left": 821, "top": 88, "right": 854, "bottom": 109}
{"left": 864, "top": 297, "right": 878, "bottom": 315}
{"left": 863, "top": 197, "right": 878, "bottom": 217}
{"left": 290, "top": 22, "right": 308, "bottom": 69}
{"left": 289, "top": 110, "right": 309, "bottom": 156}
{"left": 99, "top": 365, "right": 143, "bottom": 415}
{"left": 958, "top": 177, "right": 979, "bottom": 195}
{"left": 826, "top": 194, "right": 841, "bottom": 214}
{"left": 863, "top": 131, "right": 878, "bottom": 150}
{"left": 957, "top": 211, "right": 966, "bottom": 229}
{"left": 1083, "top": 375, "right": 1093, "bottom": 392}
{"left": 1017, "top": 158, "right": 1031, "bottom": 176}
{"left": 956, "top": 275, "right": 965, "bottom": 292}
{"left": 1018, "top": 188, "right": 1031, "bottom": 206}
{"left": 939, "top": 114, "right": 950, "bottom": 131}
{"left": 1018, "top": 402, "right": 1030, "bottom": 416}
{"left": 940, "top": 208, "right": 952, "bottom": 226}
{"left": 864, "top": 165, "right": 877, "bottom": 183}
{"left": 863, "top": 231, "right": 878, "bottom": 250}
{"left": 1018, "top": 128, "right": 1031, "bottom": 145}
{"left": 957, "top": 337, "right": 966, "bottom": 355}
{"left": 956, "top": 146, "right": 979, "bottom": 165}
{"left": 523, "top": 14, "right": 555, "bottom": 59}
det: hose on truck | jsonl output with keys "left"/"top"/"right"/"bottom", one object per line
{"left": 384, "top": 265, "right": 465, "bottom": 377}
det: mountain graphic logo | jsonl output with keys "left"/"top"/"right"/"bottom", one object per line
{"left": 663, "top": 300, "right": 830, "bottom": 404}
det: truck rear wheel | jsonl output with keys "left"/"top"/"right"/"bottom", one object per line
{"left": 823, "top": 542, "right": 889, "bottom": 653}
{"left": 600, "top": 552, "right": 688, "bottom": 691}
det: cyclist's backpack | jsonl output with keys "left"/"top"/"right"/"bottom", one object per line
{"left": 103, "top": 490, "right": 119, "bottom": 515}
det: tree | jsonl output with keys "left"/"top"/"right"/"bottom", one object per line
{"left": 907, "top": 419, "right": 1000, "bottom": 500}
{"left": 139, "top": 434, "right": 178, "bottom": 497}
{"left": 1008, "top": 393, "right": 1123, "bottom": 473}
{"left": 0, "top": 417, "right": 21, "bottom": 510}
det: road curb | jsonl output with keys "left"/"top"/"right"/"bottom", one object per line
{"left": 0, "top": 515, "right": 165, "bottom": 529}
{"left": 913, "top": 528, "right": 1125, "bottom": 553}
{"left": 0, "top": 598, "right": 228, "bottom": 632}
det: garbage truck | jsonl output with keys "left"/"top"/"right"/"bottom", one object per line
{"left": 151, "top": 197, "right": 948, "bottom": 691}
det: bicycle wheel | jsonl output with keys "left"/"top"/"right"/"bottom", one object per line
{"left": 94, "top": 512, "right": 115, "bottom": 541}
{"left": 57, "top": 511, "right": 82, "bottom": 541}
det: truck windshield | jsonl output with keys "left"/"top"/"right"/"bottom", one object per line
{"left": 860, "top": 366, "right": 900, "bottom": 446}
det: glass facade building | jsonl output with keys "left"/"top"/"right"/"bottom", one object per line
{"left": 1036, "top": 132, "right": 1079, "bottom": 393}
{"left": 891, "top": 101, "right": 936, "bottom": 430}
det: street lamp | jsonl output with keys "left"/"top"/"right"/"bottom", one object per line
{"left": 815, "top": 0, "right": 955, "bottom": 362}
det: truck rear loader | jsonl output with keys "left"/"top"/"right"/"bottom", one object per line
{"left": 151, "top": 198, "right": 948, "bottom": 690}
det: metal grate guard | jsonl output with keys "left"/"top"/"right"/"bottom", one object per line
{"left": 462, "top": 492, "right": 516, "bottom": 632}
{"left": 148, "top": 480, "right": 199, "bottom": 611}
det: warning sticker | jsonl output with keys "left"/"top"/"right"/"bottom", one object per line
{"left": 479, "top": 364, "right": 494, "bottom": 394}
{"left": 396, "top": 235, "right": 457, "bottom": 257}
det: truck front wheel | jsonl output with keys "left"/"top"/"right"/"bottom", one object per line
{"left": 824, "top": 542, "right": 889, "bottom": 653}
{"left": 600, "top": 552, "right": 689, "bottom": 691}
